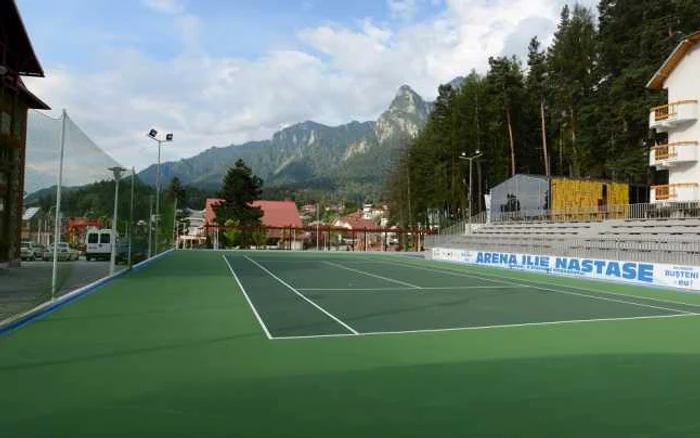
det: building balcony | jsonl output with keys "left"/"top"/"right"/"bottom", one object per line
{"left": 649, "top": 141, "right": 698, "bottom": 167}
{"left": 651, "top": 183, "right": 699, "bottom": 203}
{"left": 649, "top": 100, "right": 698, "bottom": 131}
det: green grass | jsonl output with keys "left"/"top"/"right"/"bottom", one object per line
{"left": 3, "top": 251, "right": 700, "bottom": 437}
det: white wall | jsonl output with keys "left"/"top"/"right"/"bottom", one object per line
{"left": 660, "top": 44, "right": 700, "bottom": 197}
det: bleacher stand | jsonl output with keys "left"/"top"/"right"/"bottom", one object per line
{"left": 428, "top": 216, "right": 700, "bottom": 266}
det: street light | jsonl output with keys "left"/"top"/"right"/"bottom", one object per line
{"left": 146, "top": 129, "right": 173, "bottom": 255}
{"left": 108, "top": 166, "right": 127, "bottom": 276}
{"left": 459, "top": 150, "right": 483, "bottom": 234}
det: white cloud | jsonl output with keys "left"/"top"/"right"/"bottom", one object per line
{"left": 142, "top": 0, "right": 185, "bottom": 15}
{"left": 388, "top": 0, "right": 418, "bottom": 20}
{"left": 25, "top": 0, "right": 599, "bottom": 171}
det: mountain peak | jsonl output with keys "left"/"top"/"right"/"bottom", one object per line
{"left": 388, "top": 84, "right": 425, "bottom": 114}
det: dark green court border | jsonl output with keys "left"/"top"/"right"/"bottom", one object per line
{"left": 0, "top": 250, "right": 175, "bottom": 336}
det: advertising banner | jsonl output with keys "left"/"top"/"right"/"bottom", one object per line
{"left": 432, "top": 248, "right": 700, "bottom": 291}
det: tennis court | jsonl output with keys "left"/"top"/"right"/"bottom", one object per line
{"left": 223, "top": 252, "right": 700, "bottom": 339}
{"left": 4, "top": 250, "right": 700, "bottom": 437}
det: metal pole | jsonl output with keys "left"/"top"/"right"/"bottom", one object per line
{"left": 109, "top": 167, "right": 125, "bottom": 276}
{"left": 155, "top": 139, "right": 162, "bottom": 255}
{"left": 172, "top": 197, "right": 178, "bottom": 249}
{"left": 51, "top": 109, "right": 67, "bottom": 300}
{"left": 147, "top": 195, "right": 153, "bottom": 258}
{"left": 128, "top": 167, "right": 135, "bottom": 267}
{"left": 468, "top": 157, "right": 473, "bottom": 235}
{"left": 316, "top": 202, "right": 320, "bottom": 251}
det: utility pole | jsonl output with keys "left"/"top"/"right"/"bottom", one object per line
{"left": 108, "top": 166, "right": 126, "bottom": 276}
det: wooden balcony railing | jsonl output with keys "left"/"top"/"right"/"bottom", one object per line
{"left": 651, "top": 100, "right": 698, "bottom": 122}
{"left": 652, "top": 183, "right": 699, "bottom": 201}
{"left": 652, "top": 141, "right": 698, "bottom": 161}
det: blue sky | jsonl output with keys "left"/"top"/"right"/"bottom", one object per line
{"left": 19, "top": 0, "right": 596, "bottom": 168}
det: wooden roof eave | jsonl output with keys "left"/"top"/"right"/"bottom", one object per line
{"left": 647, "top": 31, "right": 700, "bottom": 90}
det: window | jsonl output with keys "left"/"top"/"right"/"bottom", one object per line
{"left": 100, "top": 233, "right": 111, "bottom": 244}
{"left": 87, "top": 233, "right": 98, "bottom": 244}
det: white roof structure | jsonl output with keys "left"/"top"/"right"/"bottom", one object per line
{"left": 22, "top": 207, "right": 40, "bottom": 221}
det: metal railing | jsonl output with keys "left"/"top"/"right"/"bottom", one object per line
{"left": 429, "top": 234, "right": 700, "bottom": 266}
{"left": 460, "top": 201, "right": 700, "bottom": 229}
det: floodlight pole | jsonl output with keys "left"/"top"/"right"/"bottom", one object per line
{"left": 155, "top": 138, "right": 162, "bottom": 254}
{"left": 147, "top": 130, "right": 173, "bottom": 255}
{"left": 147, "top": 195, "right": 153, "bottom": 258}
{"left": 459, "top": 151, "right": 483, "bottom": 234}
{"left": 109, "top": 166, "right": 126, "bottom": 276}
{"left": 128, "top": 167, "right": 135, "bottom": 267}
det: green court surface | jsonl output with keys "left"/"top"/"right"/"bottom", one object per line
{"left": 4, "top": 251, "right": 700, "bottom": 437}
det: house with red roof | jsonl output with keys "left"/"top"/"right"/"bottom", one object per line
{"left": 333, "top": 211, "right": 384, "bottom": 251}
{"left": 205, "top": 198, "right": 303, "bottom": 247}
{"left": 333, "top": 211, "right": 380, "bottom": 231}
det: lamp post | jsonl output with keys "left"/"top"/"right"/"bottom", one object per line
{"left": 108, "top": 166, "right": 127, "bottom": 276}
{"left": 459, "top": 150, "right": 483, "bottom": 234}
{"left": 146, "top": 129, "right": 173, "bottom": 255}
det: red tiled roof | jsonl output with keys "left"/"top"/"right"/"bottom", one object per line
{"left": 335, "top": 211, "right": 379, "bottom": 230}
{"left": 205, "top": 198, "right": 302, "bottom": 228}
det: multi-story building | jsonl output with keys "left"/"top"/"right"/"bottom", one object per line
{"left": 0, "top": 1, "right": 49, "bottom": 265}
{"left": 648, "top": 31, "right": 700, "bottom": 203}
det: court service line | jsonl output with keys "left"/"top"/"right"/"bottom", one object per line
{"left": 298, "top": 286, "right": 515, "bottom": 292}
{"left": 243, "top": 255, "right": 359, "bottom": 335}
{"left": 272, "top": 312, "right": 700, "bottom": 341}
{"left": 375, "top": 259, "right": 696, "bottom": 315}
{"left": 221, "top": 255, "right": 273, "bottom": 340}
{"left": 380, "top": 258, "right": 700, "bottom": 311}
{"left": 323, "top": 261, "right": 422, "bottom": 289}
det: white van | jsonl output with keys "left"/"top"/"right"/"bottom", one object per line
{"left": 85, "top": 228, "right": 116, "bottom": 261}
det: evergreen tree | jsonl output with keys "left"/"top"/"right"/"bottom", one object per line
{"left": 214, "top": 159, "right": 264, "bottom": 226}
{"left": 526, "top": 37, "right": 550, "bottom": 177}
{"left": 484, "top": 56, "right": 525, "bottom": 177}
{"left": 548, "top": 4, "right": 598, "bottom": 177}
{"left": 166, "top": 177, "right": 186, "bottom": 205}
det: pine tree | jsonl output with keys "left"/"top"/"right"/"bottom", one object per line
{"left": 526, "top": 37, "right": 550, "bottom": 177}
{"left": 214, "top": 159, "right": 264, "bottom": 226}
{"left": 548, "top": 4, "right": 598, "bottom": 177}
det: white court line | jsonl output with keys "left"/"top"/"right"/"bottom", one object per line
{"left": 380, "top": 258, "right": 700, "bottom": 311}
{"left": 222, "top": 255, "right": 273, "bottom": 340}
{"left": 323, "top": 261, "right": 422, "bottom": 289}
{"left": 374, "top": 259, "right": 695, "bottom": 315}
{"left": 298, "top": 286, "right": 515, "bottom": 292}
{"left": 244, "top": 255, "right": 358, "bottom": 335}
{"left": 272, "top": 312, "right": 700, "bottom": 340}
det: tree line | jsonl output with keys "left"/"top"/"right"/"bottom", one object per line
{"left": 386, "top": 0, "right": 700, "bottom": 228}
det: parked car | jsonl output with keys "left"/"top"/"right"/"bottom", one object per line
{"left": 20, "top": 241, "right": 45, "bottom": 260}
{"left": 31, "top": 242, "right": 46, "bottom": 259}
{"left": 115, "top": 241, "right": 148, "bottom": 265}
{"left": 43, "top": 242, "right": 80, "bottom": 261}
{"left": 20, "top": 242, "right": 36, "bottom": 261}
